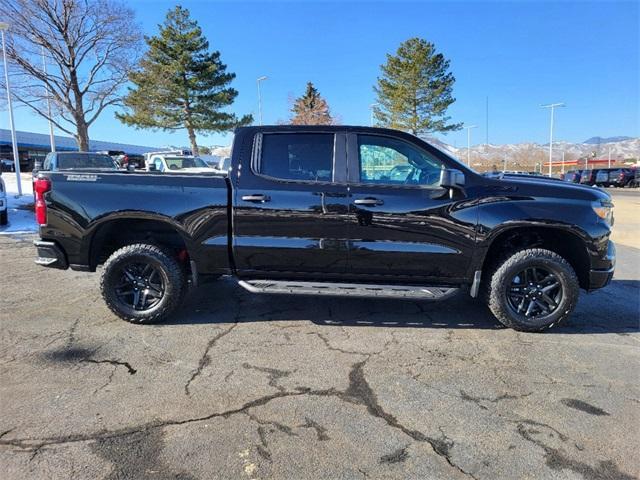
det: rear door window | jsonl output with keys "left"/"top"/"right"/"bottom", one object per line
{"left": 258, "top": 133, "right": 334, "bottom": 182}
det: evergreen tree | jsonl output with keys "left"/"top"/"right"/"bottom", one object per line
{"left": 374, "top": 37, "right": 461, "bottom": 135}
{"left": 290, "top": 82, "right": 334, "bottom": 125}
{"left": 117, "top": 6, "right": 251, "bottom": 154}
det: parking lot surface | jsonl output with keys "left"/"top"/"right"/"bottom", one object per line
{"left": 0, "top": 190, "right": 638, "bottom": 480}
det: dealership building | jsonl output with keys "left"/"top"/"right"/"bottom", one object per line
{"left": 0, "top": 128, "right": 158, "bottom": 168}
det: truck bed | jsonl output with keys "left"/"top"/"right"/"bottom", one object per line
{"left": 39, "top": 170, "right": 231, "bottom": 274}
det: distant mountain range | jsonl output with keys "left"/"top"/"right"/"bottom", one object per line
{"left": 426, "top": 136, "right": 639, "bottom": 169}
{"left": 582, "top": 136, "right": 633, "bottom": 144}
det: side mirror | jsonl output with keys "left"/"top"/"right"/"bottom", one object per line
{"left": 440, "top": 169, "right": 465, "bottom": 189}
{"left": 33, "top": 160, "right": 42, "bottom": 174}
{"left": 147, "top": 163, "right": 157, "bottom": 172}
{"left": 127, "top": 164, "right": 136, "bottom": 172}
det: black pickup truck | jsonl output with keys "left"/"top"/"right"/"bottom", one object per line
{"left": 33, "top": 126, "right": 615, "bottom": 331}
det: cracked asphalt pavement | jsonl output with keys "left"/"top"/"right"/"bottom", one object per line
{"left": 1, "top": 190, "right": 639, "bottom": 479}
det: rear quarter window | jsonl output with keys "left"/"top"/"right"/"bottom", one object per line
{"left": 258, "top": 133, "right": 334, "bottom": 182}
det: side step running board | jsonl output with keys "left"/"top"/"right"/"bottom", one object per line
{"left": 238, "top": 279, "right": 458, "bottom": 301}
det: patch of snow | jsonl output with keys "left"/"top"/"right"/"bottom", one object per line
{"left": 0, "top": 173, "right": 37, "bottom": 235}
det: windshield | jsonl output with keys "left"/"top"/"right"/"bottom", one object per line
{"left": 164, "top": 156, "right": 208, "bottom": 170}
{"left": 57, "top": 153, "right": 116, "bottom": 170}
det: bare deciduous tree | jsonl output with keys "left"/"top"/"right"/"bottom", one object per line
{"left": 0, "top": 0, "right": 142, "bottom": 150}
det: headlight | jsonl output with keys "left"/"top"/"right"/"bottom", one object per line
{"left": 592, "top": 200, "right": 613, "bottom": 224}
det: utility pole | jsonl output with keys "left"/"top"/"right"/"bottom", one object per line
{"left": 464, "top": 125, "right": 477, "bottom": 167}
{"left": 608, "top": 146, "right": 611, "bottom": 168}
{"left": 256, "top": 76, "right": 268, "bottom": 126}
{"left": 541, "top": 102, "right": 565, "bottom": 177}
{"left": 0, "top": 22, "right": 22, "bottom": 196}
{"left": 561, "top": 151, "right": 565, "bottom": 175}
{"left": 41, "top": 46, "right": 55, "bottom": 152}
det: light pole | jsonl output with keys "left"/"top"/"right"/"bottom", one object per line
{"left": 369, "top": 103, "right": 378, "bottom": 127}
{"left": 41, "top": 46, "right": 55, "bottom": 152}
{"left": 256, "top": 76, "right": 268, "bottom": 126}
{"left": 561, "top": 151, "right": 565, "bottom": 175}
{"left": 541, "top": 102, "right": 565, "bottom": 177}
{"left": 0, "top": 22, "right": 22, "bottom": 195}
{"left": 464, "top": 125, "right": 477, "bottom": 167}
{"left": 608, "top": 146, "right": 611, "bottom": 168}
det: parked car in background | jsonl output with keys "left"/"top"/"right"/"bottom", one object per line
{"left": 595, "top": 169, "right": 611, "bottom": 187}
{"left": 579, "top": 169, "right": 598, "bottom": 186}
{"left": 608, "top": 168, "right": 635, "bottom": 188}
{"left": 564, "top": 170, "right": 582, "bottom": 183}
{"left": 146, "top": 153, "right": 214, "bottom": 173}
{"left": 116, "top": 154, "right": 146, "bottom": 170}
{"left": 629, "top": 169, "right": 640, "bottom": 188}
{"left": 1, "top": 158, "right": 15, "bottom": 172}
{"left": 0, "top": 171, "right": 7, "bottom": 225}
{"left": 97, "top": 150, "right": 126, "bottom": 161}
{"left": 38, "top": 152, "right": 119, "bottom": 172}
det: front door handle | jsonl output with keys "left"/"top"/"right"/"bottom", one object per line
{"left": 354, "top": 197, "right": 384, "bottom": 206}
{"left": 241, "top": 194, "right": 270, "bottom": 203}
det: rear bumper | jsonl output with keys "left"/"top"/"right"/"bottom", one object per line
{"left": 588, "top": 240, "right": 615, "bottom": 290}
{"left": 34, "top": 240, "right": 68, "bottom": 270}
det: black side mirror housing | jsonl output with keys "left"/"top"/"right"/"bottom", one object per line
{"left": 147, "top": 163, "right": 157, "bottom": 172}
{"left": 440, "top": 168, "right": 465, "bottom": 189}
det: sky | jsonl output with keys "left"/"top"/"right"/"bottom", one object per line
{"left": 2, "top": 0, "right": 639, "bottom": 149}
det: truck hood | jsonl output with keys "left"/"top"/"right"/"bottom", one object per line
{"left": 486, "top": 175, "right": 611, "bottom": 202}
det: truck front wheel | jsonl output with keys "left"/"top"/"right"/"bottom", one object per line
{"left": 487, "top": 248, "right": 579, "bottom": 332}
{"left": 100, "top": 243, "right": 186, "bottom": 324}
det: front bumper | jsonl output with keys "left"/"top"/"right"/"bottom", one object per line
{"left": 588, "top": 240, "right": 615, "bottom": 290}
{"left": 34, "top": 240, "right": 68, "bottom": 270}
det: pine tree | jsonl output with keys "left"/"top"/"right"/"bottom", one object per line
{"left": 374, "top": 38, "right": 461, "bottom": 135}
{"left": 117, "top": 6, "right": 251, "bottom": 154}
{"left": 290, "top": 82, "right": 334, "bottom": 125}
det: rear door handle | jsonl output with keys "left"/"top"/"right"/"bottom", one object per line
{"left": 354, "top": 197, "right": 384, "bottom": 206}
{"left": 241, "top": 194, "right": 270, "bottom": 203}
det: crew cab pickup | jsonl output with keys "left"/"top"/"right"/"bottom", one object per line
{"left": 33, "top": 126, "right": 616, "bottom": 331}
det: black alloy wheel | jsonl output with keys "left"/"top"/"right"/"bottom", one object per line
{"left": 114, "top": 262, "right": 165, "bottom": 311}
{"left": 100, "top": 243, "right": 186, "bottom": 324}
{"left": 506, "top": 266, "right": 562, "bottom": 318}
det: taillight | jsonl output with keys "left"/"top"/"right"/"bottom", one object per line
{"left": 34, "top": 177, "right": 51, "bottom": 225}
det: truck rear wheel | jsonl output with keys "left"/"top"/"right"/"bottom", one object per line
{"left": 100, "top": 243, "right": 185, "bottom": 324}
{"left": 487, "top": 248, "right": 579, "bottom": 332}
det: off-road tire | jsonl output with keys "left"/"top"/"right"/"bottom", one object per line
{"left": 487, "top": 248, "right": 579, "bottom": 332}
{"left": 100, "top": 243, "right": 185, "bottom": 324}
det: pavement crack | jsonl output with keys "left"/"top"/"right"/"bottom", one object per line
{"left": 81, "top": 358, "right": 137, "bottom": 375}
{"left": 459, "top": 390, "right": 532, "bottom": 410}
{"left": 379, "top": 445, "right": 409, "bottom": 464}
{"left": 242, "top": 363, "right": 294, "bottom": 392}
{"left": 337, "top": 361, "right": 478, "bottom": 479}
{"left": 298, "top": 417, "right": 329, "bottom": 441}
{"left": 516, "top": 422, "right": 635, "bottom": 480}
{"left": 184, "top": 323, "right": 237, "bottom": 396}
{"left": 307, "top": 331, "right": 370, "bottom": 356}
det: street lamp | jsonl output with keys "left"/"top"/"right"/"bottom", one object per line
{"left": 464, "top": 125, "right": 477, "bottom": 167}
{"left": 541, "top": 102, "right": 565, "bottom": 177}
{"left": 0, "top": 21, "right": 22, "bottom": 195}
{"left": 41, "top": 46, "right": 55, "bottom": 152}
{"left": 256, "top": 76, "right": 268, "bottom": 126}
{"left": 369, "top": 103, "right": 378, "bottom": 127}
